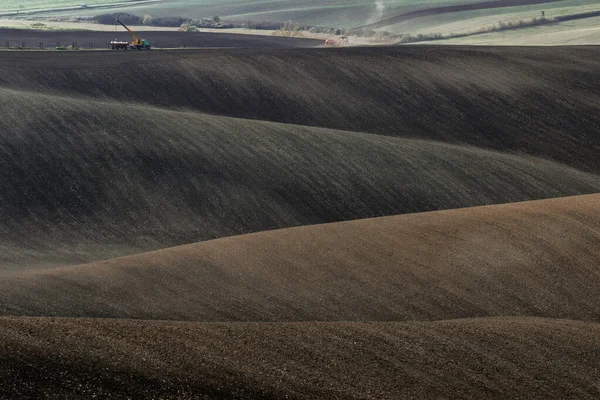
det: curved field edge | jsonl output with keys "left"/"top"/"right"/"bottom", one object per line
{"left": 358, "top": 0, "right": 563, "bottom": 30}
{"left": 0, "top": 46, "right": 599, "bottom": 173}
{"left": 1, "top": 316, "right": 598, "bottom": 399}
{"left": 2, "top": 88, "right": 599, "bottom": 270}
{"left": 2, "top": 194, "right": 599, "bottom": 322}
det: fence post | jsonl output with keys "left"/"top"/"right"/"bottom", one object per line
{"left": 39, "top": 41, "right": 43, "bottom": 50}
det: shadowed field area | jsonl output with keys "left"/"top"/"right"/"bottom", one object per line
{"left": 1, "top": 46, "right": 599, "bottom": 173}
{"left": 2, "top": 195, "right": 599, "bottom": 321}
{"left": 2, "top": 87, "right": 599, "bottom": 270}
{"left": 1, "top": 316, "right": 599, "bottom": 399}
{"left": 2, "top": 45, "right": 600, "bottom": 271}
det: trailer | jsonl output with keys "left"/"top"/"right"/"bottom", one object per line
{"left": 111, "top": 19, "right": 151, "bottom": 50}
{"left": 110, "top": 40, "right": 130, "bottom": 50}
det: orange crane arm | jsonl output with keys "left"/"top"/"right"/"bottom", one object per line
{"left": 116, "top": 19, "right": 142, "bottom": 43}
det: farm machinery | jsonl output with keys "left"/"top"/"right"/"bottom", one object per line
{"left": 323, "top": 37, "right": 349, "bottom": 47}
{"left": 111, "top": 19, "right": 151, "bottom": 50}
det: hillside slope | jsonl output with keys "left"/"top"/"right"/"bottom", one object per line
{"left": 1, "top": 316, "right": 598, "bottom": 399}
{"left": 6, "top": 0, "right": 463, "bottom": 26}
{"left": 2, "top": 88, "right": 600, "bottom": 270}
{"left": 358, "top": 0, "right": 563, "bottom": 30}
{"left": 2, "top": 194, "right": 599, "bottom": 321}
{"left": 1, "top": 47, "right": 599, "bottom": 172}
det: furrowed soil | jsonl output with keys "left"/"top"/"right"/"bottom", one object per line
{"left": 1, "top": 43, "right": 599, "bottom": 399}
{"left": 0, "top": 28, "right": 321, "bottom": 48}
{"left": 1, "top": 45, "right": 600, "bottom": 270}
{"left": 0, "top": 46, "right": 598, "bottom": 173}
{"left": 1, "top": 194, "right": 599, "bottom": 321}
{"left": 1, "top": 87, "right": 599, "bottom": 270}
{"left": 0, "top": 317, "right": 599, "bottom": 399}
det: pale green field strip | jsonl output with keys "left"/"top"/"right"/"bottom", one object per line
{"left": 384, "top": 0, "right": 600, "bottom": 34}
{"left": 434, "top": 15, "right": 600, "bottom": 45}
{"left": 0, "top": 0, "right": 131, "bottom": 13}
{"left": 19, "top": 0, "right": 489, "bottom": 27}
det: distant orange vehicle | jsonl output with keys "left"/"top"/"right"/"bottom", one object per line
{"left": 323, "top": 36, "right": 348, "bottom": 47}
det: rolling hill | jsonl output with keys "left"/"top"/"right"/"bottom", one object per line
{"left": 357, "top": 0, "right": 564, "bottom": 30}
{"left": 437, "top": 14, "right": 600, "bottom": 45}
{"left": 3, "top": 0, "right": 482, "bottom": 27}
{"left": 1, "top": 41, "right": 599, "bottom": 398}
{"left": 11, "top": 0, "right": 581, "bottom": 30}
{"left": 395, "top": 0, "right": 600, "bottom": 37}
{"left": 1, "top": 46, "right": 599, "bottom": 173}
{"left": 2, "top": 194, "right": 598, "bottom": 321}
{"left": 2, "top": 87, "right": 599, "bottom": 271}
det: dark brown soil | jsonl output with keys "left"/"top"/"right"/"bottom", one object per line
{"left": 1, "top": 316, "right": 599, "bottom": 399}
{"left": 2, "top": 194, "right": 599, "bottom": 322}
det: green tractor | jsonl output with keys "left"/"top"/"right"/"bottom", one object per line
{"left": 112, "top": 19, "right": 152, "bottom": 50}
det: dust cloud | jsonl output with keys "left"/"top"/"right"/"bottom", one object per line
{"left": 366, "top": 0, "right": 386, "bottom": 24}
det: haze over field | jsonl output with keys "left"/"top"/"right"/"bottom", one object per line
{"left": 0, "top": 2, "right": 599, "bottom": 399}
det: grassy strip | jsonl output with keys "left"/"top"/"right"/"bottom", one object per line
{"left": 556, "top": 10, "right": 600, "bottom": 22}
{"left": 401, "top": 17, "right": 556, "bottom": 43}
